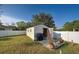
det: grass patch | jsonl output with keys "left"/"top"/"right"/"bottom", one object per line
{"left": 0, "top": 35, "right": 79, "bottom": 54}
{"left": 0, "top": 35, "right": 55, "bottom": 54}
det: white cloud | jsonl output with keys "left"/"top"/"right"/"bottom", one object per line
{"left": 0, "top": 15, "right": 28, "bottom": 26}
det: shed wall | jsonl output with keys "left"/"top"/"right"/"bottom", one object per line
{"left": 26, "top": 27, "right": 35, "bottom": 40}
{"left": 35, "top": 25, "right": 48, "bottom": 34}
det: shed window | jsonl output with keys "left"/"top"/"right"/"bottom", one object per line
{"left": 28, "top": 30, "right": 29, "bottom": 32}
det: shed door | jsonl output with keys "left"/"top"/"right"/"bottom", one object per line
{"left": 43, "top": 28, "right": 47, "bottom": 37}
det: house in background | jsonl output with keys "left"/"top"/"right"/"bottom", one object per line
{"left": 0, "top": 26, "right": 12, "bottom": 30}
{"left": 26, "top": 25, "right": 53, "bottom": 41}
{"left": 0, "top": 25, "right": 18, "bottom": 31}
{"left": 3, "top": 26, "right": 13, "bottom": 31}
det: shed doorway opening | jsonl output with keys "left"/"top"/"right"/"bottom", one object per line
{"left": 43, "top": 28, "right": 47, "bottom": 38}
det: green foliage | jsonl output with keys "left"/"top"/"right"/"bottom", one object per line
{"left": 32, "top": 13, "right": 56, "bottom": 29}
{"left": 0, "top": 20, "right": 2, "bottom": 26}
{"left": 9, "top": 23, "right": 17, "bottom": 30}
{"left": 0, "top": 20, "right": 4, "bottom": 30}
{"left": 16, "top": 21, "right": 27, "bottom": 30}
{"left": 26, "top": 22, "right": 33, "bottom": 28}
{"left": 72, "top": 20, "right": 79, "bottom": 29}
{"left": 62, "top": 20, "right": 79, "bottom": 31}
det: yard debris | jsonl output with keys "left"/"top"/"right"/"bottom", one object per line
{"left": 59, "top": 38, "right": 64, "bottom": 43}
{"left": 47, "top": 29, "right": 54, "bottom": 49}
{"left": 47, "top": 43, "right": 54, "bottom": 49}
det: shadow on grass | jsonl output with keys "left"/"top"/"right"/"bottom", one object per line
{"left": 0, "top": 37, "right": 11, "bottom": 41}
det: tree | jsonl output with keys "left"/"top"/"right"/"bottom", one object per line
{"left": 32, "top": 13, "right": 56, "bottom": 29}
{"left": 0, "top": 5, "right": 4, "bottom": 30}
{"left": 26, "top": 22, "right": 33, "bottom": 28}
{"left": 62, "top": 22, "right": 73, "bottom": 31}
{"left": 0, "top": 20, "right": 4, "bottom": 30}
{"left": 0, "top": 20, "right": 2, "bottom": 26}
{"left": 62, "top": 20, "right": 79, "bottom": 31}
{"left": 9, "top": 23, "right": 17, "bottom": 30}
{"left": 72, "top": 20, "right": 79, "bottom": 29}
{"left": 16, "top": 21, "right": 27, "bottom": 30}
{"left": 0, "top": 5, "right": 3, "bottom": 26}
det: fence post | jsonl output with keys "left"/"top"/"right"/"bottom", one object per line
{"left": 59, "top": 49, "right": 62, "bottom": 54}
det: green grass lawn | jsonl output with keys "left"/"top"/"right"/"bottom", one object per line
{"left": 0, "top": 35, "right": 79, "bottom": 54}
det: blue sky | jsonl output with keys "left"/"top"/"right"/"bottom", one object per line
{"left": 0, "top": 4, "right": 79, "bottom": 28}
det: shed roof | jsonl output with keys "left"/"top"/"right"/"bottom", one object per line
{"left": 26, "top": 25, "right": 49, "bottom": 29}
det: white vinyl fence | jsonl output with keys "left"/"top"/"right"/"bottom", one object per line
{"left": 54, "top": 31, "right": 79, "bottom": 43}
{"left": 0, "top": 30, "right": 26, "bottom": 37}
{"left": 1, "top": 30, "right": 79, "bottom": 43}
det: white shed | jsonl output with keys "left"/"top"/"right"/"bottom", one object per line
{"left": 26, "top": 25, "right": 53, "bottom": 41}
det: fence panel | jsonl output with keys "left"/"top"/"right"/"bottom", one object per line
{"left": 54, "top": 31, "right": 79, "bottom": 43}
{"left": 0, "top": 30, "right": 26, "bottom": 37}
